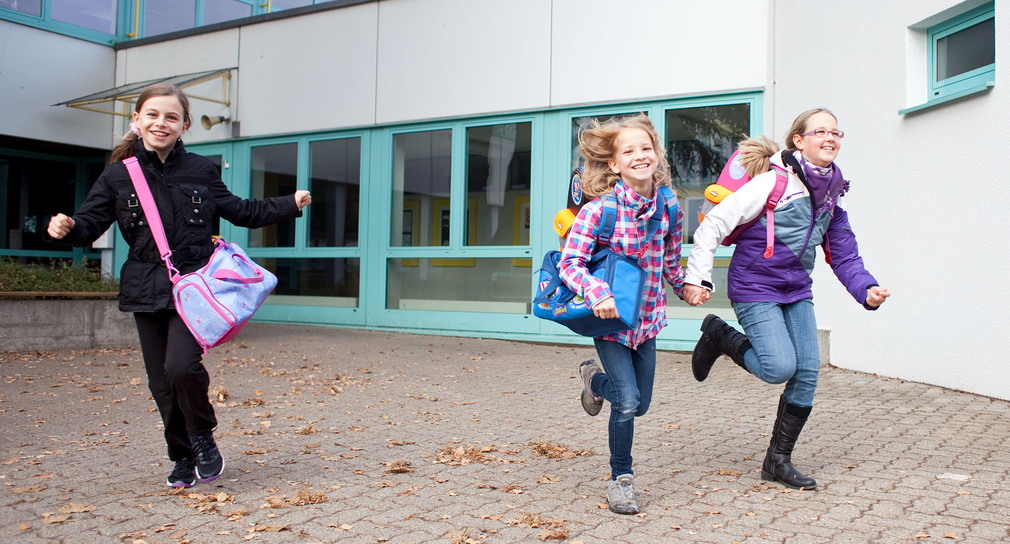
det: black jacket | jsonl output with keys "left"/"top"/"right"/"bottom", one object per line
{"left": 66, "top": 140, "right": 301, "bottom": 312}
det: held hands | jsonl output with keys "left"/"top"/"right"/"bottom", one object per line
{"left": 866, "top": 286, "right": 890, "bottom": 308}
{"left": 592, "top": 297, "right": 619, "bottom": 320}
{"left": 294, "top": 190, "right": 312, "bottom": 211}
{"left": 48, "top": 213, "right": 75, "bottom": 239}
{"left": 683, "top": 284, "right": 711, "bottom": 307}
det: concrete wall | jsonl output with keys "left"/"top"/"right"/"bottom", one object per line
{"left": 0, "top": 20, "right": 116, "bottom": 149}
{"left": 774, "top": 0, "right": 1008, "bottom": 399}
{"left": 0, "top": 299, "right": 138, "bottom": 352}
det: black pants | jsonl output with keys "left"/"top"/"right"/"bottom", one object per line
{"left": 134, "top": 310, "right": 217, "bottom": 461}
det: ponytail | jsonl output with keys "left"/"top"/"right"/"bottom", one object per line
{"left": 736, "top": 135, "right": 780, "bottom": 179}
{"left": 110, "top": 130, "right": 138, "bottom": 164}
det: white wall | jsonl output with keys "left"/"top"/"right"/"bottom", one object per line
{"left": 551, "top": 0, "right": 768, "bottom": 106}
{"left": 774, "top": 0, "right": 1010, "bottom": 399}
{"left": 0, "top": 20, "right": 115, "bottom": 149}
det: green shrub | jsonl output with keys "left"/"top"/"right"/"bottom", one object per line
{"left": 0, "top": 258, "right": 118, "bottom": 293}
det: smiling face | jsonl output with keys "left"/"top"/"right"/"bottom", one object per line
{"left": 792, "top": 111, "right": 841, "bottom": 167}
{"left": 608, "top": 127, "right": 659, "bottom": 197}
{"left": 133, "top": 95, "right": 189, "bottom": 162}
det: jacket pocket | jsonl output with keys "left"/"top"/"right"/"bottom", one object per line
{"left": 116, "top": 189, "right": 146, "bottom": 234}
{"left": 176, "top": 184, "right": 214, "bottom": 228}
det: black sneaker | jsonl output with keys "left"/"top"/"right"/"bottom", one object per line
{"left": 166, "top": 457, "right": 196, "bottom": 488}
{"left": 189, "top": 433, "right": 225, "bottom": 482}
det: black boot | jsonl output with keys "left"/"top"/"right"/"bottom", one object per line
{"left": 761, "top": 396, "right": 817, "bottom": 490}
{"left": 692, "top": 314, "right": 751, "bottom": 382}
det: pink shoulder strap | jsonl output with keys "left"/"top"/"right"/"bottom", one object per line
{"left": 761, "top": 165, "right": 790, "bottom": 259}
{"left": 123, "top": 157, "right": 181, "bottom": 283}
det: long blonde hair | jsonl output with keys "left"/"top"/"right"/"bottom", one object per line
{"left": 577, "top": 114, "right": 672, "bottom": 199}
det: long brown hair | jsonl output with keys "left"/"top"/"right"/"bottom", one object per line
{"left": 577, "top": 114, "right": 672, "bottom": 199}
{"left": 110, "top": 83, "right": 192, "bottom": 163}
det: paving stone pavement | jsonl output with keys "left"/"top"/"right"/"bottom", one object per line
{"left": 2, "top": 323, "right": 1009, "bottom": 544}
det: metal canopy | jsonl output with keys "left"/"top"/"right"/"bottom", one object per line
{"left": 54, "top": 68, "right": 235, "bottom": 117}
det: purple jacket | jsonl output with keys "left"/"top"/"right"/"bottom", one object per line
{"left": 686, "top": 151, "right": 878, "bottom": 308}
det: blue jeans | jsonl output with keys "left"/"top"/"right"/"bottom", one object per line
{"left": 732, "top": 299, "right": 820, "bottom": 407}
{"left": 590, "top": 338, "right": 656, "bottom": 478}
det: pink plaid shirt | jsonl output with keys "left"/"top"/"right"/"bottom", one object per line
{"left": 558, "top": 180, "right": 685, "bottom": 348}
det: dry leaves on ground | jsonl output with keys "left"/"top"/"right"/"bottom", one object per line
{"left": 384, "top": 460, "right": 415, "bottom": 473}
{"left": 528, "top": 441, "right": 593, "bottom": 459}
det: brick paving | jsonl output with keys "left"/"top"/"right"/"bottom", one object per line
{"left": 2, "top": 323, "right": 1009, "bottom": 543}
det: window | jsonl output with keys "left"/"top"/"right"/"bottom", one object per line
{"left": 248, "top": 142, "right": 298, "bottom": 248}
{"left": 465, "top": 122, "right": 532, "bottom": 247}
{"left": 666, "top": 104, "right": 751, "bottom": 245}
{"left": 308, "top": 137, "right": 361, "bottom": 247}
{"left": 203, "top": 0, "right": 252, "bottom": 26}
{"left": 52, "top": 0, "right": 116, "bottom": 33}
{"left": 928, "top": 2, "right": 995, "bottom": 99}
{"left": 389, "top": 129, "right": 452, "bottom": 248}
{"left": 0, "top": 0, "right": 42, "bottom": 17}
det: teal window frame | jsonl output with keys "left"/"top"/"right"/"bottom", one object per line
{"left": 901, "top": 2, "right": 995, "bottom": 114}
{"left": 0, "top": 0, "right": 337, "bottom": 45}
{"left": 928, "top": 2, "right": 995, "bottom": 99}
{"left": 0, "top": 0, "right": 123, "bottom": 45}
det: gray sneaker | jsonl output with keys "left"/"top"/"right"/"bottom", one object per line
{"left": 579, "top": 359, "right": 603, "bottom": 416}
{"left": 607, "top": 473, "right": 640, "bottom": 514}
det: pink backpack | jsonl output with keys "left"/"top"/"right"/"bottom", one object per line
{"left": 698, "top": 150, "right": 789, "bottom": 258}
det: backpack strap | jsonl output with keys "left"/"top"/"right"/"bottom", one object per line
{"left": 597, "top": 192, "right": 618, "bottom": 247}
{"left": 123, "top": 157, "right": 181, "bottom": 283}
{"left": 762, "top": 166, "right": 789, "bottom": 258}
{"left": 598, "top": 186, "right": 674, "bottom": 255}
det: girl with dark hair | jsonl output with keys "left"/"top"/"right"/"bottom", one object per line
{"left": 48, "top": 83, "right": 311, "bottom": 488}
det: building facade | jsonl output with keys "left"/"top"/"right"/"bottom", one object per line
{"left": 2, "top": 0, "right": 1006, "bottom": 400}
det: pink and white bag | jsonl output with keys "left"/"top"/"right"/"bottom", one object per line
{"left": 124, "top": 157, "right": 277, "bottom": 352}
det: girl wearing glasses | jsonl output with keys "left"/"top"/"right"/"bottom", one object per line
{"left": 682, "top": 108, "right": 889, "bottom": 490}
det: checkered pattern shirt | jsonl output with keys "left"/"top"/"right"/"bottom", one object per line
{"left": 559, "top": 180, "right": 685, "bottom": 348}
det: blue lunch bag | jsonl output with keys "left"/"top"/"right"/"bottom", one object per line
{"left": 533, "top": 185, "right": 675, "bottom": 337}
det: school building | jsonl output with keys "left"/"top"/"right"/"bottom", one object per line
{"left": 2, "top": 0, "right": 1006, "bottom": 399}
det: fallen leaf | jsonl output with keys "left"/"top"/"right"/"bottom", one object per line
{"left": 538, "top": 474, "right": 559, "bottom": 484}
{"left": 944, "top": 533, "right": 958, "bottom": 540}
{"left": 915, "top": 533, "right": 930, "bottom": 539}
{"left": 57, "top": 504, "right": 95, "bottom": 514}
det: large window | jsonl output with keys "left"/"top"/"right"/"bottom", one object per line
{"left": 0, "top": 147, "right": 105, "bottom": 259}
{"left": 309, "top": 137, "right": 360, "bottom": 248}
{"left": 52, "top": 0, "right": 116, "bottom": 33}
{"left": 929, "top": 2, "right": 995, "bottom": 100}
{"left": 465, "top": 122, "right": 532, "bottom": 247}
{"left": 248, "top": 142, "right": 298, "bottom": 248}
{"left": 666, "top": 104, "right": 751, "bottom": 245}
{"left": 389, "top": 129, "right": 452, "bottom": 248}
{"left": 385, "top": 121, "right": 534, "bottom": 314}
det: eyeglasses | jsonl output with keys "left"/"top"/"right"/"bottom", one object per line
{"left": 801, "top": 129, "right": 844, "bottom": 139}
